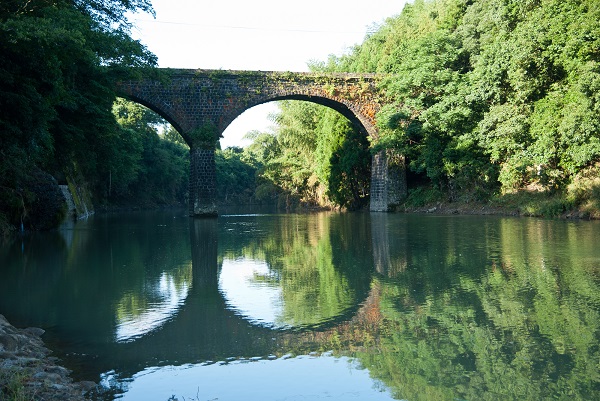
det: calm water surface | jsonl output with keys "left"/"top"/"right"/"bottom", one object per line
{"left": 1, "top": 211, "right": 599, "bottom": 400}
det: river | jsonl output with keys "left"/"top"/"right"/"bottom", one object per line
{"left": 0, "top": 210, "right": 599, "bottom": 400}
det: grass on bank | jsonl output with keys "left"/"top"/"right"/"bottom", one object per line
{"left": 400, "top": 169, "right": 600, "bottom": 219}
{"left": 493, "top": 166, "right": 600, "bottom": 218}
{"left": 0, "top": 368, "right": 34, "bottom": 401}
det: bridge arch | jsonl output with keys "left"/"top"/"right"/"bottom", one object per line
{"left": 115, "top": 69, "right": 406, "bottom": 215}
{"left": 218, "top": 93, "right": 376, "bottom": 144}
{"left": 118, "top": 93, "right": 194, "bottom": 146}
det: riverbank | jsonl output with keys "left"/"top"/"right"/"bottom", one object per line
{"left": 396, "top": 186, "right": 600, "bottom": 220}
{"left": 0, "top": 314, "right": 96, "bottom": 401}
{"left": 401, "top": 201, "right": 600, "bottom": 220}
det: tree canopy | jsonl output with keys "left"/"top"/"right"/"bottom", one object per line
{"left": 330, "top": 0, "right": 600, "bottom": 209}
{"left": 222, "top": 0, "right": 599, "bottom": 214}
{"left": 2, "top": 0, "right": 599, "bottom": 232}
{"left": 0, "top": 0, "right": 156, "bottom": 232}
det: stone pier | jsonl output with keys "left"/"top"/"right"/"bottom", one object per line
{"left": 370, "top": 149, "right": 407, "bottom": 212}
{"left": 189, "top": 147, "right": 218, "bottom": 217}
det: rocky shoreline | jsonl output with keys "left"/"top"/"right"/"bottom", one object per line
{"left": 0, "top": 314, "right": 97, "bottom": 400}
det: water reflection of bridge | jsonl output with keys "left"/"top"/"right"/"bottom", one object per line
{"left": 85, "top": 215, "right": 404, "bottom": 378}
{"left": 0, "top": 212, "right": 407, "bottom": 383}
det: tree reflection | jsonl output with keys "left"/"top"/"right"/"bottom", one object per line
{"left": 345, "top": 216, "right": 600, "bottom": 401}
{"left": 114, "top": 263, "right": 192, "bottom": 342}
{"left": 3, "top": 211, "right": 597, "bottom": 400}
{"left": 217, "top": 213, "right": 372, "bottom": 329}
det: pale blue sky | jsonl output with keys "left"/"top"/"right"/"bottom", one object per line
{"left": 129, "top": 0, "right": 408, "bottom": 147}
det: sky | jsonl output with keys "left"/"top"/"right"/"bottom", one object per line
{"left": 128, "top": 0, "right": 408, "bottom": 148}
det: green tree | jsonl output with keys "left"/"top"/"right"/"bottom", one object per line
{"left": 108, "top": 99, "right": 189, "bottom": 207}
{"left": 0, "top": 0, "right": 156, "bottom": 233}
{"left": 324, "top": 0, "right": 600, "bottom": 209}
{"left": 323, "top": 112, "right": 371, "bottom": 209}
{"left": 215, "top": 147, "right": 259, "bottom": 204}
{"left": 260, "top": 100, "right": 371, "bottom": 209}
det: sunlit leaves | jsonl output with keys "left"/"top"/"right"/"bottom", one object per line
{"left": 329, "top": 0, "right": 600, "bottom": 200}
{"left": 251, "top": 100, "right": 371, "bottom": 208}
{"left": 73, "top": 0, "right": 154, "bottom": 30}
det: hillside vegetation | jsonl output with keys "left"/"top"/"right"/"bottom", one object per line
{"left": 0, "top": 1, "right": 190, "bottom": 235}
{"left": 231, "top": 0, "right": 600, "bottom": 216}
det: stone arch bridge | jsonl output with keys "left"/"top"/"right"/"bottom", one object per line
{"left": 116, "top": 68, "right": 406, "bottom": 216}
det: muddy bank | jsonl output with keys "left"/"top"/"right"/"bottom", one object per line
{"left": 0, "top": 314, "right": 97, "bottom": 400}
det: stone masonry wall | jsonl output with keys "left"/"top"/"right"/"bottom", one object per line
{"left": 370, "top": 149, "right": 407, "bottom": 212}
{"left": 189, "top": 147, "right": 217, "bottom": 216}
{"left": 116, "top": 69, "right": 384, "bottom": 147}
{"left": 370, "top": 150, "right": 389, "bottom": 212}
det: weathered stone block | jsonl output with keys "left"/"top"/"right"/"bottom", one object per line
{"left": 370, "top": 149, "right": 407, "bottom": 212}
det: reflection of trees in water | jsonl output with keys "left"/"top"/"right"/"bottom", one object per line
{"left": 0, "top": 212, "right": 195, "bottom": 340}
{"left": 335, "top": 217, "right": 600, "bottom": 401}
{"left": 275, "top": 281, "right": 385, "bottom": 355}
{"left": 114, "top": 263, "right": 193, "bottom": 342}
{"left": 115, "top": 264, "right": 193, "bottom": 319}
{"left": 217, "top": 213, "right": 373, "bottom": 329}
{"left": 109, "top": 214, "right": 598, "bottom": 400}
{"left": 272, "top": 235, "right": 354, "bottom": 327}
{"left": 6, "top": 211, "right": 597, "bottom": 399}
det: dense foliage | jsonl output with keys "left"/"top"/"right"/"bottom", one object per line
{"left": 109, "top": 99, "right": 189, "bottom": 208}
{"left": 321, "top": 0, "right": 600, "bottom": 212}
{"left": 224, "top": 0, "right": 599, "bottom": 214}
{"left": 215, "top": 146, "right": 260, "bottom": 205}
{"left": 217, "top": 102, "right": 372, "bottom": 210}
{"left": 3, "top": 0, "right": 599, "bottom": 231}
{"left": 0, "top": 0, "right": 156, "bottom": 233}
